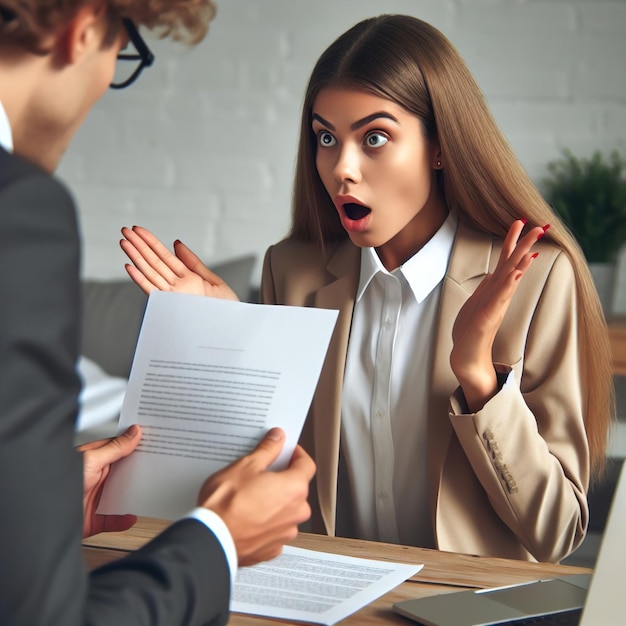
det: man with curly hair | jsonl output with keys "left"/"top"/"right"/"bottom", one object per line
{"left": 0, "top": 2, "right": 315, "bottom": 625}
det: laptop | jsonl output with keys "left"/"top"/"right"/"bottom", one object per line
{"left": 393, "top": 460, "right": 626, "bottom": 626}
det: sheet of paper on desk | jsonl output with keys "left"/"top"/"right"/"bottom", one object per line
{"left": 97, "top": 291, "right": 338, "bottom": 520}
{"left": 232, "top": 545, "right": 423, "bottom": 625}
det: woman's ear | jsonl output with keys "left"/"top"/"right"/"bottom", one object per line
{"left": 432, "top": 144, "right": 443, "bottom": 170}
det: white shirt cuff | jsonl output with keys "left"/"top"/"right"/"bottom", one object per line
{"left": 184, "top": 507, "right": 238, "bottom": 591}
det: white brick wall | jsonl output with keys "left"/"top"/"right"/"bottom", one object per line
{"left": 56, "top": 0, "right": 626, "bottom": 286}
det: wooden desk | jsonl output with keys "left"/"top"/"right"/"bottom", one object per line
{"left": 83, "top": 518, "right": 591, "bottom": 625}
{"left": 608, "top": 317, "right": 626, "bottom": 375}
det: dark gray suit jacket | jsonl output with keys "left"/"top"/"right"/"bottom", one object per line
{"left": 0, "top": 146, "right": 230, "bottom": 625}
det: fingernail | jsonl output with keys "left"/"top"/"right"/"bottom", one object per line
{"left": 520, "top": 218, "right": 527, "bottom": 225}
{"left": 266, "top": 427, "right": 283, "bottom": 442}
{"left": 537, "top": 228, "right": 548, "bottom": 240}
{"left": 531, "top": 252, "right": 539, "bottom": 259}
{"left": 126, "top": 425, "right": 139, "bottom": 436}
{"left": 174, "top": 239, "right": 181, "bottom": 246}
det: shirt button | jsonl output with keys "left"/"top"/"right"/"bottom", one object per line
{"left": 376, "top": 409, "right": 384, "bottom": 418}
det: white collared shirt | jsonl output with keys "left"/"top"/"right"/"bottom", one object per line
{"left": 0, "top": 99, "right": 13, "bottom": 151}
{"left": 340, "top": 212, "right": 458, "bottom": 546}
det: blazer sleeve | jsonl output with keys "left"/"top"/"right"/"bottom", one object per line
{"left": 448, "top": 250, "right": 589, "bottom": 563}
{"left": 0, "top": 169, "right": 229, "bottom": 626}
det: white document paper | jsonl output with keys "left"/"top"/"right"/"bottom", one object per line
{"left": 232, "top": 545, "right": 423, "bottom": 625}
{"left": 98, "top": 291, "right": 338, "bottom": 519}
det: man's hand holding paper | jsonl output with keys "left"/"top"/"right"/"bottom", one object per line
{"left": 97, "top": 291, "right": 337, "bottom": 521}
{"left": 199, "top": 427, "right": 314, "bottom": 566}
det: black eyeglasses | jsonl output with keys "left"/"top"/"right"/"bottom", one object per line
{"left": 110, "top": 19, "right": 155, "bottom": 89}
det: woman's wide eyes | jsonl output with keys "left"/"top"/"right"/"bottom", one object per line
{"left": 318, "top": 131, "right": 336, "bottom": 147}
{"left": 316, "top": 130, "right": 388, "bottom": 148}
{"left": 365, "top": 132, "right": 388, "bottom": 148}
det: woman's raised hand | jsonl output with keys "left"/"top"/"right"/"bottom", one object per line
{"left": 120, "top": 226, "right": 239, "bottom": 301}
{"left": 450, "top": 219, "right": 548, "bottom": 412}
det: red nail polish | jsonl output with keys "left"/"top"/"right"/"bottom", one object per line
{"left": 531, "top": 252, "right": 539, "bottom": 259}
{"left": 520, "top": 218, "right": 527, "bottom": 225}
{"left": 537, "top": 225, "right": 550, "bottom": 239}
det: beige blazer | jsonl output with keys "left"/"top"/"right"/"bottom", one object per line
{"left": 261, "top": 221, "right": 589, "bottom": 563}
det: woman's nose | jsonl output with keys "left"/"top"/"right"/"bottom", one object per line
{"left": 333, "top": 145, "right": 362, "bottom": 184}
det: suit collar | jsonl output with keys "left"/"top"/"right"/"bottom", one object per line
{"left": 446, "top": 220, "right": 496, "bottom": 286}
{"left": 325, "top": 238, "right": 360, "bottom": 278}
{"left": 314, "top": 239, "right": 360, "bottom": 313}
{"left": 320, "top": 218, "right": 494, "bottom": 285}
{"left": 354, "top": 211, "right": 458, "bottom": 304}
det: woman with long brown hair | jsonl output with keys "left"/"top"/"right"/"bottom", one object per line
{"left": 122, "top": 14, "right": 613, "bottom": 563}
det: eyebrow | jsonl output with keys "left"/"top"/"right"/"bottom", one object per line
{"left": 312, "top": 111, "right": 399, "bottom": 131}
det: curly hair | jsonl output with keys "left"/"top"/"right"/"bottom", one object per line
{"left": 0, "top": 0, "right": 216, "bottom": 51}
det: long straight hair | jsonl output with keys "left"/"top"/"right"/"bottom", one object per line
{"left": 290, "top": 14, "right": 613, "bottom": 480}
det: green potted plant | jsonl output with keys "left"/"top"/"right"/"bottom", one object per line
{"left": 543, "top": 149, "right": 626, "bottom": 310}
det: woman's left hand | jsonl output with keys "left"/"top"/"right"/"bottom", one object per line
{"left": 79, "top": 425, "right": 142, "bottom": 538}
{"left": 450, "top": 219, "right": 547, "bottom": 412}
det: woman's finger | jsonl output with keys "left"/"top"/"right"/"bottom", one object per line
{"left": 500, "top": 223, "right": 548, "bottom": 275}
{"left": 120, "top": 227, "right": 175, "bottom": 281}
{"left": 120, "top": 237, "right": 174, "bottom": 291}
{"left": 121, "top": 226, "right": 184, "bottom": 285}
{"left": 131, "top": 226, "right": 189, "bottom": 276}
{"left": 174, "top": 240, "right": 223, "bottom": 286}
{"left": 492, "top": 219, "right": 526, "bottom": 274}
{"left": 123, "top": 262, "right": 161, "bottom": 295}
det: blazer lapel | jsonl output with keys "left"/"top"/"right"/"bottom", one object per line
{"left": 427, "top": 222, "right": 497, "bottom": 524}
{"left": 310, "top": 241, "right": 360, "bottom": 535}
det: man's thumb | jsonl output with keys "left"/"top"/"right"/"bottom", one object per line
{"left": 248, "top": 427, "right": 285, "bottom": 470}
{"left": 100, "top": 424, "right": 142, "bottom": 463}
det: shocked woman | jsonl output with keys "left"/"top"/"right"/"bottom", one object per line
{"left": 121, "top": 14, "right": 613, "bottom": 563}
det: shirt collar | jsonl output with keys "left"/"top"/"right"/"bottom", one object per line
{"left": 0, "top": 99, "right": 13, "bottom": 152}
{"left": 356, "top": 211, "right": 458, "bottom": 303}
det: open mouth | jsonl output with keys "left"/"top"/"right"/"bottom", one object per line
{"left": 343, "top": 202, "right": 371, "bottom": 221}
